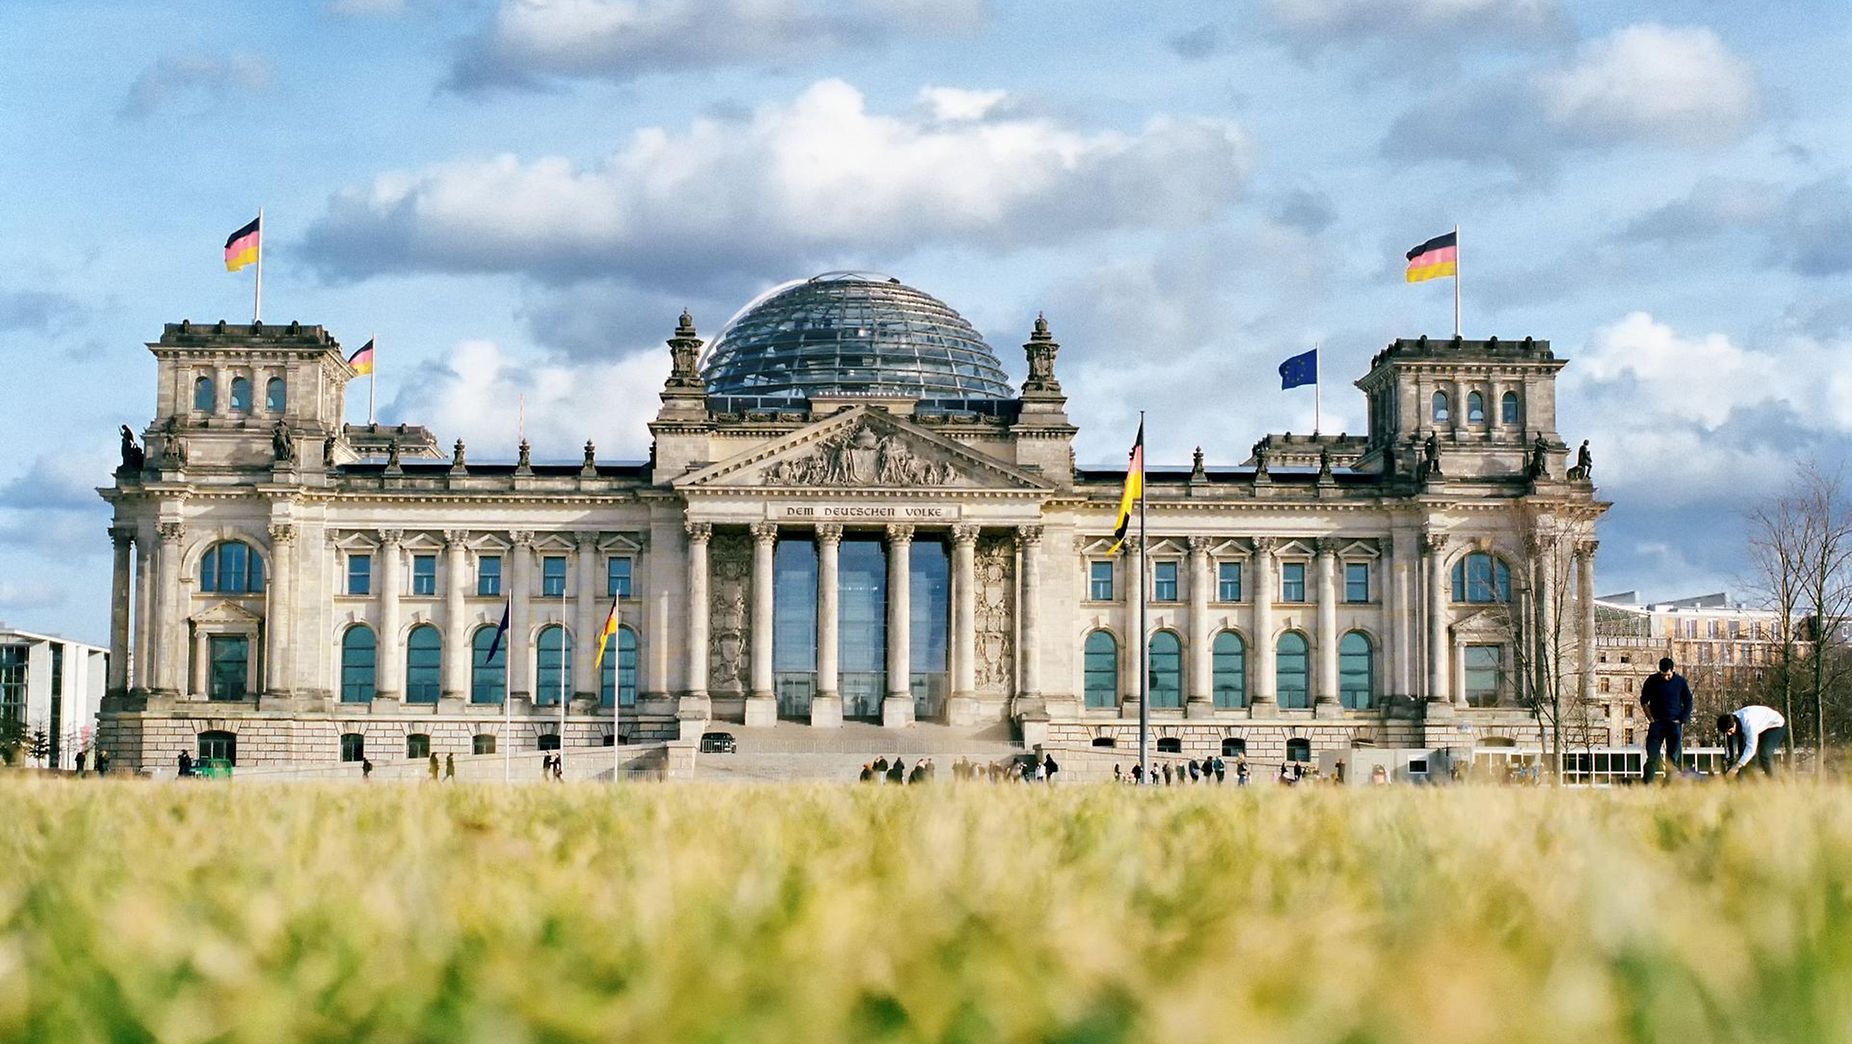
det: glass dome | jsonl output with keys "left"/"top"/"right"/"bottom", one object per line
{"left": 699, "top": 272, "right": 1013, "bottom": 400}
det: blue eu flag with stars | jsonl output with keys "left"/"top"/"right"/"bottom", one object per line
{"left": 1278, "top": 348, "right": 1317, "bottom": 389}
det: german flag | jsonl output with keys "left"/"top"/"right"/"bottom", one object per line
{"left": 1405, "top": 230, "right": 1457, "bottom": 283}
{"left": 592, "top": 600, "right": 621, "bottom": 673}
{"left": 1107, "top": 419, "right": 1144, "bottom": 555}
{"left": 346, "top": 339, "right": 375, "bottom": 375}
{"left": 224, "top": 215, "right": 261, "bottom": 272}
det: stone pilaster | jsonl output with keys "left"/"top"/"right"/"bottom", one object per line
{"left": 1185, "top": 535, "right": 1213, "bottom": 717}
{"left": 441, "top": 531, "right": 469, "bottom": 702}
{"left": 1314, "top": 537, "right": 1341, "bottom": 718}
{"left": 811, "top": 523, "right": 843, "bottom": 728}
{"left": 133, "top": 529, "right": 154, "bottom": 693}
{"left": 1120, "top": 533, "right": 1143, "bottom": 716}
{"left": 1577, "top": 539, "right": 1598, "bottom": 708}
{"left": 153, "top": 521, "right": 184, "bottom": 696}
{"left": 947, "top": 523, "right": 980, "bottom": 726}
{"left": 1249, "top": 537, "right": 1277, "bottom": 712}
{"left": 683, "top": 522, "right": 712, "bottom": 715}
{"left": 746, "top": 522, "right": 778, "bottom": 726}
{"left": 265, "top": 522, "right": 295, "bottom": 697}
{"left": 1017, "top": 525, "right": 1044, "bottom": 706}
{"left": 1423, "top": 531, "right": 1454, "bottom": 707}
{"left": 574, "top": 531, "right": 599, "bottom": 707}
{"left": 375, "top": 529, "right": 403, "bottom": 703}
{"left": 108, "top": 526, "right": 133, "bottom": 694}
{"left": 883, "top": 524, "right": 915, "bottom": 727}
{"left": 508, "top": 531, "right": 534, "bottom": 703}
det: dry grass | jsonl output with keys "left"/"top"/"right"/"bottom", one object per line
{"left": 2, "top": 781, "right": 1851, "bottom": 1042}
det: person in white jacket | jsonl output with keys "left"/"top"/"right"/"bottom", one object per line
{"left": 1716, "top": 705, "right": 1788, "bottom": 778}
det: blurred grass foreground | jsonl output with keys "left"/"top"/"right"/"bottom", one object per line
{"left": 4, "top": 783, "right": 1852, "bottom": 1042}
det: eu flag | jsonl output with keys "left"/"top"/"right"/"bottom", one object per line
{"left": 1278, "top": 348, "right": 1317, "bottom": 389}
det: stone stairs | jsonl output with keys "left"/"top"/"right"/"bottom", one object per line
{"left": 693, "top": 721, "right": 1027, "bottom": 783}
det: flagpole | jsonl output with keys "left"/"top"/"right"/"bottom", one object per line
{"left": 1137, "top": 409, "right": 1150, "bottom": 785}
{"left": 559, "top": 584, "right": 568, "bottom": 778}
{"left": 1453, "top": 224, "right": 1461, "bottom": 338}
{"left": 368, "top": 332, "right": 377, "bottom": 425}
{"left": 253, "top": 207, "right": 263, "bottom": 324}
{"left": 1313, "top": 341, "right": 1322, "bottom": 435}
{"left": 502, "top": 602, "right": 512, "bottom": 784}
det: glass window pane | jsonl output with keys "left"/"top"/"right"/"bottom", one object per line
{"left": 348, "top": 554, "right": 371, "bottom": 596}
{"left": 341, "top": 626, "right": 376, "bottom": 703}
{"left": 405, "top": 625, "right": 441, "bottom": 703}
{"left": 1148, "top": 632, "right": 1181, "bottom": 707}
{"left": 838, "top": 537, "right": 886, "bottom": 719}
{"left": 1154, "top": 562, "right": 1178, "bottom": 602}
{"left": 477, "top": 556, "right": 501, "bottom": 597}
{"left": 412, "top": 555, "right": 436, "bottom": 596}
{"left": 1345, "top": 562, "right": 1369, "bottom": 603}
{"left": 1218, "top": 562, "right": 1241, "bottom": 602}
{"left": 1281, "top": 563, "right": 1306, "bottom": 602}
{"left": 1083, "top": 631, "right": 1117, "bottom": 708}
{"left": 542, "top": 556, "right": 567, "bottom": 597}
{"left": 536, "top": 625, "right": 572, "bottom": 705}
{"left": 1276, "top": 633, "right": 1309, "bottom": 709}
{"left": 1464, "top": 644, "right": 1504, "bottom": 707}
{"left": 208, "top": 635, "right": 248, "bottom": 700}
{"left": 607, "top": 557, "right": 632, "bottom": 598}
{"left": 1212, "top": 631, "right": 1245, "bottom": 708}
{"left": 471, "top": 626, "right": 506, "bottom": 704}
{"left": 1090, "top": 561, "right": 1113, "bottom": 601}
{"left": 1339, "top": 632, "right": 1373, "bottom": 709}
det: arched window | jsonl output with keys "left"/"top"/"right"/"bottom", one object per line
{"left": 1157, "top": 737, "right": 1182, "bottom": 753}
{"left": 1212, "top": 631, "right": 1246, "bottom": 709}
{"left": 473, "top": 734, "right": 496, "bottom": 755}
{"left": 405, "top": 625, "right": 441, "bottom": 704}
{"left": 1339, "top": 632, "right": 1374, "bottom": 709}
{"left": 1221, "top": 737, "right": 1246, "bottom": 757}
{"left": 229, "top": 376, "right": 252, "bottom": 413}
{"left": 340, "top": 625, "right": 376, "bottom": 703}
{"left": 200, "top": 541, "right": 265, "bottom": 594}
{"left": 471, "top": 625, "right": 506, "bottom": 704}
{"left": 340, "top": 733, "right": 365, "bottom": 762}
{"left": 1148, "top": 632, "right": 1182, "bottom": 709}
{"left": 1276, "top": 632, "right": 1310, "bottom": 709}
{"left": 1450, "top": 553, "right": 1513, "bottom": 603}
{"left": 264, "top": 377, "right": 286, "bottom": 412}
{"left": 1466, "top": 391, "right": 1485, "bottom": 423}
{"left": 600, "top": 626, "right": 639, "bottom": 708}
{"left": 1500, "top": 391, "right": 1520, "bottom": 425}
{"left": 536, "top": 625, "right": 572, "bottom": 705}
{"left": 1432, "top": 391, "right": 1450, "bottom": 423}
{"left": 198, "top": 730, "right": 236, "bottom": 765}
{"left": 406, "top": 733, "right": 430, "bottom": 759}
{"left": 1091, "top": 736, "right": 1117, "bottom": 748}
{"left": 1083, "top": 631, "right": 1117, "bottom": 709}
{"left": 193, "top": 375, "right": 214, "bottom": 411}
{"left": 1286, "top": 738, "right": 1311, "bottom": 763}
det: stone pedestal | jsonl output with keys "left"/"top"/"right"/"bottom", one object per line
{"left": 1185, "top": 698, "right": 1217, "bottom": 719}
{"left": 810, "top": 693, "right": 843, "bottom": 728}
{"left": 744, "top": 695, "right": 777, "bottom": 727}
{"left": 882, "top": 697, "right": 915, "bottom": 728}
{"left": 1314, "top": 702, "right": 1345, "bottom": 720}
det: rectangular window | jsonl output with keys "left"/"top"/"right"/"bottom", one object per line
{"left": 1153, "top": 561, "right": 1178, "bottom": 602}
{"left": 1463, "top": 644, "right": 1504, "bottom": 707}
{"left": 607, "top": 556, "right": 632, "bottom": 598}
{"left": 1217, "top": 562, "right": 1242, "bottom": 602}
{"left": 411, "top": 554, "right": 437, "bottom": 596}
{"left": 1345, "top": 562, "right": 1370, "bottom": 603}
{"left": 0, "top": 645, "right": 25, "bottom": 736}
{"left": 1089, "top": 561, "right": 1113, "bottom": 601}
{"left": 542, "top": 555, "right": 567, "bottom": 597}
{"left": 477, "top": 555, "right": 502, "bottom": 596}
{"left": 208, "top": 635, "right": 250, "bottom": 701}
{"left": 1281, "top": 562, "right": 1306, "bottom": 602}
{"left": 347, "top": 554, "right": 371, "bottom": 596}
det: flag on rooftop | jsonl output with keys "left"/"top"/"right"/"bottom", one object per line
{"left": 1107, "top": 419, "right": 1144, "bottom": 556}
{"left": 1278, "top": 347, "right": 1317, "bottom": 389}
{"left": 1405, "top": 230, "right": 1457, "bottom": 283}
{"left": 224, "top": 215, "right": 261, "bottom": 272}
{"left": 347, "top": 339, "right": 376, "bottom": 376}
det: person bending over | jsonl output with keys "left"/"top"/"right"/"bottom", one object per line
{"left": 1716, "top": 705, "right": 1787, "bottom": 779}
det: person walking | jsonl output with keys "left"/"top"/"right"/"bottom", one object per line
{"left": 888, "top": 758, "right": 906, "bottom": 784}
{"left": 177, "top": 751, "right": 193, "bottom": 779}
{"left": 1235, "top": 756, "right": 1248, "bottom": 786}
{"left": 1717, "top": 705, "right": 1788, "bottom": 778}
{"left": 1130, "top": 763, "right": 1144, "bottom": 785}
{"left": 444, "top": 752, "right": 456, "bottom": 781}
{"left": 1214, "top": 755, "right": 1227, "bottom": 783}
{"left": 362, "top": 757, "right": 374, "bottom": 781}
{"left": 1187, "top": 759, "right": 1201, "bottom": 783}
{"left": 1640, "top": 657, "right": 1693, "bottom": 783}
{"left": 428, "top": 753, "right": 439, "bottom": 781}
{"left": 1043, "top": 752, "right": 1059, "bottom": 784}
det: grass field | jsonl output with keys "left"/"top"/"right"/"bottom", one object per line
{"left": 3, "top": 782, "right": 1851, "bottom": 1042}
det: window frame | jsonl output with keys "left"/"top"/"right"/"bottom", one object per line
{"left": 1344, "top": 561, "right": 1370, "bottom": 603}
{"left": 405, "top": 625, "right": 442, "bottom": 704}
{"left": 1082, "top": 630, "right": 1117, "bottom": 709}
{"left": 541, "top": 555, "right": 568, "bottom": 598}
{"left": 411, "top": 554, "right": 437, "bottom": 597}
{"left": 1153, "top": 561, "right": 1179, "bottom": 602}
{"left": 1280, "top": 561, "right": 1307, "bottom": 603}
{"left": 477, "top": 555, "right": 502, "bottom": 597}
{"left": 1211, "top": 630, "right": 1246, "bottom": 709}
{"left": 1463, "top": 643, "right": 1506, "bottom": 707}
{"left": 1147, "top": 631, "right": 1182, "bottom": 708}
{"left": 347, "top": 553, "right": 372, "bottom": 596}
{"left": 607, "top": 556, "right": 632, "bottom": 599}
{"left": 470, "top": 625, "right": 506, "bottom": 704}
{"left": 1217, "top": 561, "right": 1242, "bottom": 602}
{"left": 1088, "top": 560, "right": 1114, "bottom": 602}
{"left": 1275, "top": 631, "right": 1310, "bottom": 709}
{"left": 340, "top": 625, "right": 376, "bottom": 704}
{"left": 1338, "top": 631, "right": 1373, "bottom": 709}
{"left": 340, "top": 733, "right": 365, "bottom": 763}
{"left": 1432, "top": 390, "right": 1450, "bottom": 423}
{"left": 406, "top": 733, "right": 431, "bottom": 759}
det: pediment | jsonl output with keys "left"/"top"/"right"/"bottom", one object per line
{"left": 192, "top": 601, "right": 264, "bottom": 627}
{"left": 1451, "top": 606, "right": 1516, "bottom": 637}
{"left": 677, "top": 407, "right": 1054, "bottom": 494}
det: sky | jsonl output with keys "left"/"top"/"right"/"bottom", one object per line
{"left": 2, "top": 0, "right": 1850, "bottom": 645}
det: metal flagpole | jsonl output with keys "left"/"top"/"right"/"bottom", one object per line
{"left": 1137, "top": 409, "right": 1150, "bottom": 785}
{"left": 558, "top": 584, "right": 568, "bottom": 778}
{"left": 253, "top": 207, "right": 263, "bottom": 324}
{"left": 1453, "top": 224, "right": 1461, "bottom": 339}
{"left": 1313, "top": 341, "right": 1322, "bottom": 435}
{"left": 502, "top": 601, "right": 512, "bottom": 784}
{"left": 368, "top": 332, "right": 377, "bottom": 425}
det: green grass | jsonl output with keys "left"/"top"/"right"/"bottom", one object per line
{"left": 3, "top": 782, "right": 1851, "bottom": 1042}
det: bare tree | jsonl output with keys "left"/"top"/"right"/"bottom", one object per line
{"left": 1501, "top": 507, "right": 1593, "bottom": 783}
{"left": 1745, "top": 492, "right": 1802, "bottom": 739}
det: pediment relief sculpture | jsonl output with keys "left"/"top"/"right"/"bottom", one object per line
{"left": 760, "top": 420, "right": 963, "bottom": 488}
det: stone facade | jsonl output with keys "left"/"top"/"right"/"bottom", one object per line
{"left": 99, "top": 301, "right": 1608, "bottom": 774}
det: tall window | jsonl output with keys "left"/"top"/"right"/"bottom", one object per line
{"left": 1339, "top": 632, "right": 1373, "bottom": 709}
{"left": 773, "top": 539, "right": 818, "bottom": 717}
{"left": 1083, "top": 631, "right": 1117, "bottom": 708}
{"left": 600, "top": 626, "right": 639, "bottom": 707}
{"left": 406, "top": 734, "right": 430, "bottom": 759}
{"left": 477, "top": 555, "right": 501, "bottom": 596}
{"left": 193, "top": 375, "right": 215, "bottom": 411}
{"left": 1464, "top": 644, "right": 1505, "bottom": 706}
{"left": 411, "top": 555, "right": 437, "bottom": 596}
{"left": 1344, "top": 562, "right": 1370, "bottom": 603}
{"left": 198, "top": 730, "right": 236, "bottom": 764}
{"left": 1276, "top": 632, "right": 1309, "bottom": 709}
{"left": 208, "top": 636, "right": 249, "bottom": 700}
{"left": 1500, "top": 391, "right": 1520, "bottom": 425}
{"left": 1432, "top": 391, "right": 1450, "bottom": 423}
{"left": 264, "top": 377, "right": 286, "bottom": 412}
{"left": 340, "top": 733, "right": 365, "bottom": 763}
{"left": 471, "top": 626, "right": 505, "bottom": 704}
{"left": 340, "top": 626, "right": 376, "bottom": 703}
{"left": 1450, "top": 553, "right": 1512, "bottom": 603}
{"left": 1467, "top": 391, "right": 1485, "bottom": 423}
{"left": 347, "top": 553, "right": 371, "bottom": 595}
{"left": 405, "top": 625, "right": 441, "bottom": 703}
{"left": 607, "top": 557, "right": 632, "bottom": 598}
{"left": 229, "top": 376, "right": 252, "bottom": 413}
{"left": 1212, "top": 631, "right": 1246, "bottom": 708}
{"left": 201, "top": 541, "right": 265, "bottom": 594}
{"left": 1280, "top": 562, "right": 1306, "bottom": 602}
{"left": 0, "top": 645, "right": 25, "bottom": 735}
{"left": 837, "top": 537, "right": 887, "bottom": 719}
{"left": 536, "top": 625, "right": 572, "bottom": 705}
{"left": 1153, "top": 562, "right": 1179, "bottom": 602}
{"left": 1218, "top": 562, "right": 1241, "bottom": 602}
{"left": 1089, "top": 561, "right": 1113, "bottom": 601}
{"left": 542, "top": 556, "right": 567, "bottom": 597}
{"left": 1148, "top": 632, "right": 1181, "bottom": 708}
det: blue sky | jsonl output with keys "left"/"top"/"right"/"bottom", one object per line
{"left": 3, "top": 0, "right": 1850, "bottom": 644}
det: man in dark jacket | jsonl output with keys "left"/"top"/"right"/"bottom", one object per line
{"left": 1640, "top": 657, "right": 1693, "bottom": 783}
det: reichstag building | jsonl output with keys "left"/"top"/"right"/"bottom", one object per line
{"left": 98, "top": 272, "right": 1607, "bottom": 771}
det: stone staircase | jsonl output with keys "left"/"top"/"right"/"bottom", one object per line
{"left": 693, "top": 721, "right": 1027, "bottom": 783}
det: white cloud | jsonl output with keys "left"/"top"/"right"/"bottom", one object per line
{"left": 453, "top": 0, "right": 986, "bottom": 89}
{"left": 918, "top": 86, "right": 1008, "bottom": 123}
{"left": 1542, "top": 24, "right": 1758, "bottom": 146}
{"left": 306, "top": 79, "right": 1252, "bottom": 286}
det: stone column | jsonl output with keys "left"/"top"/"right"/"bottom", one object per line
{"left": 1249, "top": 538, "right": 1277, "bottom": 711}
{"left": 574, "top": 531, "right": 599, "bottom": 706}
{"left": 1186, "top": 535, "right": 1213, "bottom": 717}
{"left": 1017, "top": 525, "right": 1044, "bottom": 704}
{"left": 442, "top": 531, "right": 469, "bottom": 701}
{"left": 508, "top": 532, "right": 534, "bottom": 703}
{"left": 685, "top": 522, "right": 711, "bottom": 699}
{"left": 191, "top": 630, "right": 209, "bottom": 697}
{"left": 1423, "top": 532, "right": 1454, "bottom": 707}
{"left": 746, "top": 522, "right": 778, "bottom": 727}
{"left": 212, "top": 365, "right": 230, "bottom": 418}
{"left": 153, "top": 521, "right": 185, "bottom": 695}
{"left": 812, "top": 524, "right": 843, "bottom": 727}
{"left": 133, "top": 528, "right": 154, "bottom": 692}
{"left": 375, "top": 529, "right": 403, "bottom": 702}
{"left": 1120, "top": 536, "right": 1143, "bottom": 714}
{"left": 1577, "top": 540, "right": 1598, "bottom": 707}
{"left": 1535, "top": 536, "right": 1558, "bottom": 709}
{"left": 265, "top": 522, "right": 295, "bottom": 697}
{"left": 1314, "top": 537, "right": 1341, "bottom": 717}
{"left": 108, "top": 526, "right": 132, "bottom": 694}
{"left": 883, "top": 524, "right": 915, "bottom": 727}
{"left": 947, "top": 523, "right": 979, "bottom": 725}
